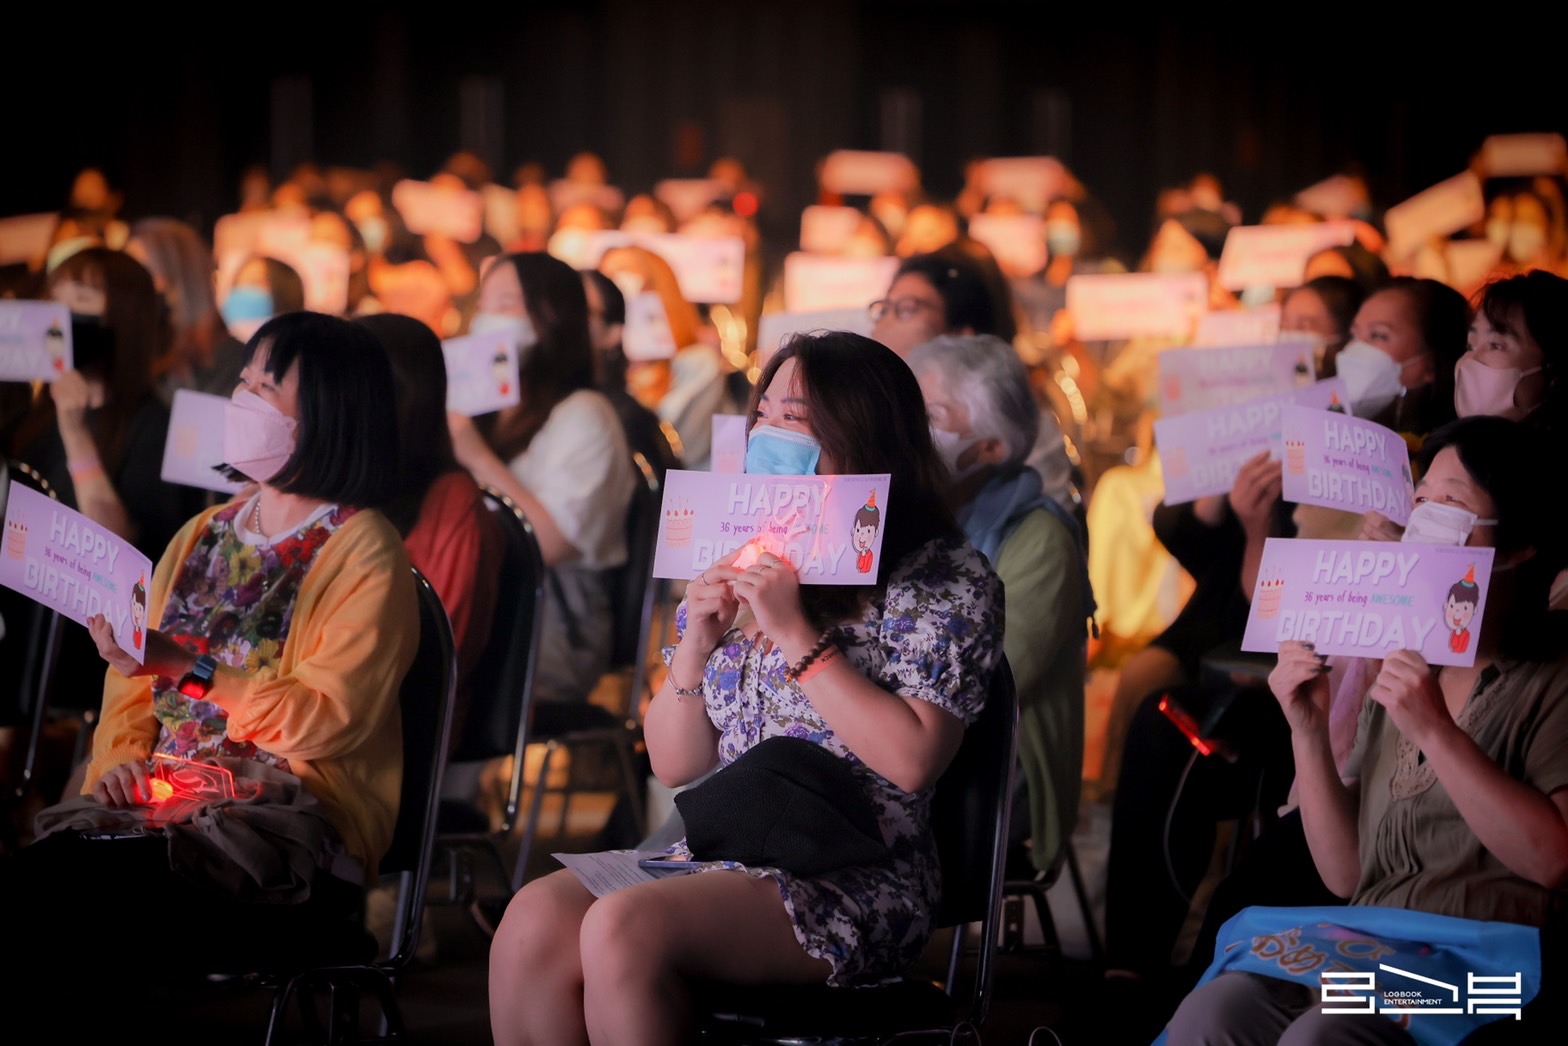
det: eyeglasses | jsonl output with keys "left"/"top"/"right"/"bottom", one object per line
{"left": 867, "top": 296, "right": 939, "bottom": 323}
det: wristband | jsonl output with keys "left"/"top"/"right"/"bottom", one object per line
{"left": 68, "top": 455, "right": 107, "bottom": 485}
{"left": 784, "top": 628, "right": 838, "bottom": 682}
{"left": 793, "top": 645, "right": 841, "bottom": 683}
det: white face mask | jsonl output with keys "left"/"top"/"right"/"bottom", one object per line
{"left": 1453, "top": 352, "right": 1543, "bottom": 420}
{"left": 929, "top": 426, "right": 986, "bottom": 483}
{"left": 1334, "top": 339, "right": 1408, "bottom": 419}
{"left": 1401, "top": 500, "right": 1497, "bottom": 546}
{"left": 470, "top": 312, "right": 539, "bottom": 363}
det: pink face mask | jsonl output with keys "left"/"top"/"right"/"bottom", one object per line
{"left": 223, "top": 389, "right": 298, "bottom": 483}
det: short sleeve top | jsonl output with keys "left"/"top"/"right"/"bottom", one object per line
{"left": 506, "top": 389, "right": 635, "bottom": 570}
{"left": 1347, "top": 654, "right": 1568, "bottom": 926}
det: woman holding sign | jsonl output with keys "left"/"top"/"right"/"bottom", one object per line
{"left": 1165, "top": 416, "right": 1568, "bottom": 1043}
{"left": 487, "top": 331, "right": 1005, "bottom": 1046}
{"left": 449, "top": 251, "right": 636, "bottom": 707}
{"left": 4, "top": 311, "right": 418, "bottom": 1025}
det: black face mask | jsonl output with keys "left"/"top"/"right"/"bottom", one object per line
{"left": 69, "top": 313, "right": 114, "bottom": 375}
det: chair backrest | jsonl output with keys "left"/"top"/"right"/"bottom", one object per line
{"left": 449, "top": 487, "right": 546, "bottom": 765}
{"left": 380, "top": 567, "right": 456, "bottom": 968}
{"left": 927, "top": 658, "right": 1018, "bottom": 1020}
{"left": 608, "top": 452, "right": 664, "bottom": 687}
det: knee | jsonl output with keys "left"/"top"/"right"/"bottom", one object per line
{"left": 490, "top": 879, "right": 584, "bottom": 982}
{"left": 579, "top": 889, "right": 669, "bottom": 983}
{"left": 1164, "top": 973, "right": 1275, "bottom": 1045}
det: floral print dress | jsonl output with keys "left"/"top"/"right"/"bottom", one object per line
{"left": 151, "top": 498, "right": 355, "bottom": 766}
{"left": 661, "top": 534, "right": 1004, "bottom": 986}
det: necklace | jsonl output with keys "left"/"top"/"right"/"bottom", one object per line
{"left": 251, "top": 497, "right": 265, "bottom": 539}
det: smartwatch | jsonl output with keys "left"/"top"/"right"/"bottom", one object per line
{"left": 177, "top": 654, "right": 220, "bottom": 700}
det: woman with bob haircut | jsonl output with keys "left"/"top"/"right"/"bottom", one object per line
{"left": 451, "top": 251, "right": 636, "bottom": 707}
{"left": 487, "top": 331, "right": 1005, "bottom": 1046}
{"left": 5, "top": 311, "right": 420, "bottom": 1025}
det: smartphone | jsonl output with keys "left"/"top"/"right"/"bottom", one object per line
{"left": 637, "top": 854, "right": 701, "bottom": 877}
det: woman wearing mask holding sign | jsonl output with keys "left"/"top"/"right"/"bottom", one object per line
{"left": 449, "top": 251, "right": 635, "bottom": 706}
{"left": 487, "top": 331, "right": 1005, "bottom": 1046}
{"left": 1334, "top": 276, "right": 1467, "bottom": 438}
{"left": 1164, "top": 416, "right": 1568, "bottom": 1043}
{"left": 4, "top": 312, "right": 418, "bottom": 1027}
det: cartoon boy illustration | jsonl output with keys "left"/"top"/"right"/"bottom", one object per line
{"left": 491, "top": 349, "right": 513, "bottom": 398}
{"left": 45, "top": 320, "right": 66, "bottom": 373}
{"left": 130, "top": 575, "right": 148, "bottom": 650}
{"left": 1444, "top": 564, "right": 1480, "bottom": 655}
{"left": 852, "top": 491, "right": 880, "bottom": 574}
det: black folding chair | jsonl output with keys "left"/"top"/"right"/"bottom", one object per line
{"left": 1, "top": 460, "right": 67, "bottom": 844}
{"left": 689, "top": 659, "right": 1020, "bottom": 1044}
{"left": 511, "top": 451, "right": 664, "bottom": 887}
{"left": 430, "top": 486, "right": 545, "bottom": 910}
{"left": 260, "top": 566, "right": 456, "bottom": 1045}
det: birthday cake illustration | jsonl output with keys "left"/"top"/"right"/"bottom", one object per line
{"left": 1255, "top": 568, "right": 1285, "bottom": 619}
{"left": 1285, "top": 433, "right": 1306, "bottom": 475}
{"left": 664, "top": 503, "right": 694, "bottom": 548}
{"left": 5, "top": 518, "right": 26, "bottom": 559}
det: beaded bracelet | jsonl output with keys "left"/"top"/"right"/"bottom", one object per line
{"left": 784, "top": 628, "right": 838, "bottom": 682}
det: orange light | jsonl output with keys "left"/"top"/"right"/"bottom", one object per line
{"left": 150, "top": 779, "right": 174, "bottom": 802}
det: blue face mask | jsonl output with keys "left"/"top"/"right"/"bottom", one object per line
{"left": 222, "top": 286, "right": 275, "bottom": 327}
{"left": 745, "top": 424, "right": 821, "bottom": 475}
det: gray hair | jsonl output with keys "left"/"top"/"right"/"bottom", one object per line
{"left": 906, "top": 334, "right": 1039, "bottom": 470}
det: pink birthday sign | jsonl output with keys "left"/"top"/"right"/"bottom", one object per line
{"left": 1, "top": 481, "right": 154, "bottom": 663}
{"left": 1243, "top": 538, "right": 1495, "bottom": 667}
{"left": 653, "top": 470, "right": 891, "bottom": 585}
{"left": 1155, "top": 379, "right": 1349, "bottom": 504}
{"left": 1280, "top": 405, "right": 1415, "bottom": 524}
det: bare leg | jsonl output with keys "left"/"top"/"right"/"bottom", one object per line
{"left": 580, "top": 870, "right": 832, "bottom": 1046}
{"left": 489, "top": 869, "right": 597, "bottom": 1046}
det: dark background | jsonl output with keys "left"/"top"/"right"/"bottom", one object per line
{"left": 7, "top": 2, "right": 1565, "bottom": 261}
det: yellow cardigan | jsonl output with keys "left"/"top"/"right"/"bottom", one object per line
{"left": 83, "top": 504, "right": 419, "bottom": 877}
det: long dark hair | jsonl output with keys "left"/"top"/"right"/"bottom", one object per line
{"left": 1382, "top": 276, "right": 1468, "bottom": 435}
{"left": 484, "top": 252, "right": 595, "bottom": 460}
{"left": 11, "top": 248, "right": 166, "bottom": 475}
{"left": 748, "top": 331, "right": 958, "bottom": 626}
{"left": 355, "top": 313, "right": 459, "bottom": 535}
{"left": 1419, "top": 416, "right": 1561, "bottom": 660}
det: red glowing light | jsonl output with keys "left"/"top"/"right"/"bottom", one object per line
{"left": 733, "top": 191, "right": 758, "bottom": 218}
{"left": 151, "top": 753, "right": 237, "bottom": 802}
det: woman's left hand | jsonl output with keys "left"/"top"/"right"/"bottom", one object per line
{"left": 1369, "top": 649, "right": 1452, "bottom": 747}
{"left": 729, "top": 550, "right": 811, "bottom": 650}
{"left": 88, "top": 614, "right": 195, "bottom": 681}
{"left": 51, "top": 369, "right": 99, "bottom": 436}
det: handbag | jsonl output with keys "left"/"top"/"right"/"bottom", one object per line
{"left": 676, "top": 735, "right": 891, "bottom": 877}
